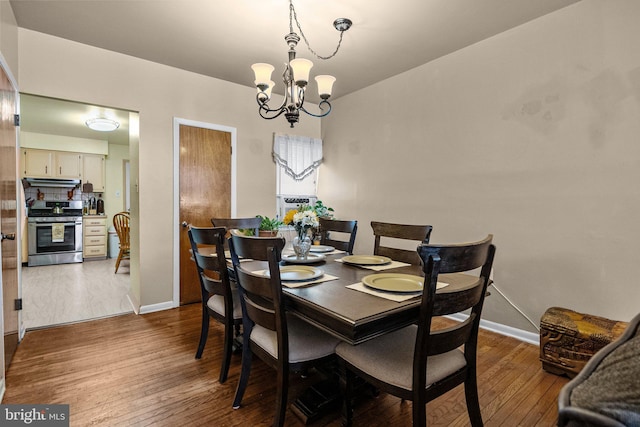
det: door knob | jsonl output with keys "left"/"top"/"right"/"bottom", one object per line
{"left": 181, "top": 221, "right": 188, "bottom": 228}
{"left": 1, "top": 233, "right": 16, "bottom": 241}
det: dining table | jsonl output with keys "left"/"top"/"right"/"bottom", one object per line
{"left": 231, "top": 245, "right": 485, "bottom": 423}
{"left": 240, "top": 248, "right": 482, "bottom": 345}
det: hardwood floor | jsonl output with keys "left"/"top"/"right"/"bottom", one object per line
{"left": 2, "top": 304, "right": 568, "bottom": 426}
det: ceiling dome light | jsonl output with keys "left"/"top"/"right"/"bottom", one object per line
{"left": 85, "top": 117, "right": 120, "bottom": 132}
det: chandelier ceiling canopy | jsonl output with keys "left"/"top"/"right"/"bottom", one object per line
{"left": 251, "top": 0, "right": 352, "bottom": 128}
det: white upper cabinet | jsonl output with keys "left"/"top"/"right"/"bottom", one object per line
{"left": 22, "top": 148, "right": 82, "bottom": 178}
{"left": 82, "top": 154, "right": 106, "bottom": 192}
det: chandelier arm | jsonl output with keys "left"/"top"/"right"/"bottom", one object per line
{"left": 290, "top": 0, "right": 347, "bottom": 60}
{"left": 299, "top": 100, "right": 332, "bottom": 118}
{"left": 256, "top": 93, "right": 288, "bottom": 115}
{"left": 258, "top": 108, "right": 287, "bottom": 120}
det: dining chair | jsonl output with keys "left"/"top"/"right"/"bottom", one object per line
{"left": 370, "top": 221, "right": 433, "bottom": 265}
{"left": 336, "top": 235, "right": 495, "bottom": 427}
{"left": 211, "top": 217, "right": 261, "bottom": 238}
{"left": 112, "top": 212, "right": 130, "bottom": 273}
{"left": 228, "top": 234, "right": 341, "bottom": 427}
{"left": 318, "top": 217, "right": 358, "bottom": 254}
{"left": 188, "top": 226, "right": 242, "bottom": 384}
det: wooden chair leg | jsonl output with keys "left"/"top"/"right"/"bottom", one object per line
{"left": 232, "top": 332, "right": 253, "bottom": 409}
{"left": 464, "top": 374, "right": 483, "bottom": 427}
{"left": 195, "top": 309, "right": 209, "bottom": 359}
{"left": 274, "top": 365, "right": 289, "bottom": 427}
{"left": 219, "top": 319, "right": 234, "bottom": 384}
{"left": 115, "top": 250, "right": 122, "bottom": 273}
{"left": 412, "top": 399, "right": 427, "bottom": 427}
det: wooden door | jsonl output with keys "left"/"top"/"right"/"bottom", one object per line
{"left": 0, "top": 64, "right": 18, "bottom": 370}
{"left": 179, "top": 125, "right": 231, "bottom": 304}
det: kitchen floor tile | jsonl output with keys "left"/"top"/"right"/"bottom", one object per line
{"left": 22, "top": 258, "right": 133, "bottom": 329}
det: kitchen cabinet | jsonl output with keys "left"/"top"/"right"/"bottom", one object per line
{"left": 55, "top": 151, "right": 82, "bottom": 178}
{"left": 22, "top": 148, "right": 82, "bottom": 179}
{"left": 83, "top": 154, "right": 106, "bottom": 193}
{"left": 83, "top": 216, "right": 107, "bottom": 260}
{"left": 22, "top": 149, "right": 52, "bottom": 177}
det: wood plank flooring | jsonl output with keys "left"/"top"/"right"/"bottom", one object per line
{"left": 2, "top": 304, "right": 568, "bottom": 426}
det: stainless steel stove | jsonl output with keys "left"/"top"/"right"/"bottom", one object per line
{"left": 27, "top": 200, "right": 83, "bottom": 266}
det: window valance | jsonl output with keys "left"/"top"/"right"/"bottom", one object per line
{"left": 272, "top": 133, "right": 323, "bottom": 181}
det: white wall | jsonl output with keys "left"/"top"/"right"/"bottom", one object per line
{"left": 17, "top": 29, "right": 320, "bottom": 308}
{"left": 320, "top": 0, "right": 640, "bottom": 332}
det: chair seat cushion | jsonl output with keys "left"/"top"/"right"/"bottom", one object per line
{"left": 250, "top": 315, "right": 340, "bottom": 363}
{"left": 336, "top": 324, "right": 466, "bottom": 391}
{"left": 207, "top": 289, "right": 242, "bottom": 320}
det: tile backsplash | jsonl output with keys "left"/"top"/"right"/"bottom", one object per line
{"left": 24, "top": 186, "right": 100, "bottom": 204}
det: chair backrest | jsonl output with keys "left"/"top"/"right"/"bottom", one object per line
{"left": 188, "top": 226, "right": 232, "bottom": 304}
{"left": 228, "top": 234, "right": 287, "bottom": 342}
{"left": 211, "top": 217, "right": 261, "bottom": 238}
{"left": 413, "top": 235, "right": 495, "bottom": 392}
{"left": 113, "top": 212, "right": 130, "bottom": 250}
{"left": 319, "top": 218, "right": 358, "bottom": 254}
{"left": 370, "top": 221, "right": 432, "bottom": 264}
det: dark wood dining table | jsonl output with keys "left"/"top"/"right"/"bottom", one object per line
{"left": 242, "top": 251, "right": 481, "bottom": 345}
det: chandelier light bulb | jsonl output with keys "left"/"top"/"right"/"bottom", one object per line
{"left": 257, "top": 80, "right": 275, "bottom": 101}
{"left": 315, "top": 75, "right": 336, "bottom": 99}
{"left": 251, "top": 63, "right": 275, "bottom": 88}
{"left": 290, "top": 58, "right": 313, "bottom": 87}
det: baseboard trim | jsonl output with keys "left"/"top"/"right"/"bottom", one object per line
{"left": 139, "top": 301, "right": 174, "bottom": 315}
{"left": 446, "top": 313, "right": 540, "bottom": 346}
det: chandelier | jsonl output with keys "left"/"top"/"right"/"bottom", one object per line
{"left": 251, "top": 0, "right": 352, "bottom": 128}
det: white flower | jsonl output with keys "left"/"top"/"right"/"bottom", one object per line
{"left": 293, "top": 210, "right": 319, "bottom": 228}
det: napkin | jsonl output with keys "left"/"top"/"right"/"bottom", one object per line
{"left": 251, "top": 270, "right": 339, "bottom": 288}
{"left": 336, "top": 258, "right": 412, "bottom": 271}
{"left": 346, "top": 281, "right": 450, "bottom": 302}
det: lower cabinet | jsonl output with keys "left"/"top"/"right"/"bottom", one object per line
{"left": 83, "top": 216, "right": 107, "bottom": 260}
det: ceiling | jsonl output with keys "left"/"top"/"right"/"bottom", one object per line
{"left": 11, "top": 0, "right": 581, "bottom": 142}
{"left": 20, "top": 94, "right": 132, "bottom": 145}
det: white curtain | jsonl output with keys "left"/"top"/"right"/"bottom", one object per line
{"left": 272, "top": 133, "right": 323, "bottom": 181}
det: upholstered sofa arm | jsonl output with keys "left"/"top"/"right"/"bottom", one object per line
{"left": 558, "top": 312, "right": 640, "bottom": 427}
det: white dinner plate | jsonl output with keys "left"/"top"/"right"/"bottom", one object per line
{"left": 341, "top": 254, "right": 392, "bottom": 266}
{"left": 362, "top": 273, "right": 424, "bottom": 293}
{"left": 282, "top": 253, "right": 326, "bottom": 264}
{"left": 309, "top": 245, "right": 335, "bottom": 253}
{"left": 263, "top": 265, "right": 324, "bottom": 282}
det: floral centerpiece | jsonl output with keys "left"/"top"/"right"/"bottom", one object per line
{"left": 283, "top": 204, "right": 324, "bottom": 259}
{"left": 290, "top": 210, "right": 319, "bottom": 240}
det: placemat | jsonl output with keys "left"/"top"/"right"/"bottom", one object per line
{"left": 336, "top": 258, "right": 411, "bottom": 271}
{"left": 346, "top": 281, "right": 450, "bottom": 302}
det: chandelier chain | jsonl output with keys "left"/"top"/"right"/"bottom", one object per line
{"left": 289, "top": 0, "right": 346, "bottom": 60}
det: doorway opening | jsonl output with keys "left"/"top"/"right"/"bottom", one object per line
{"left": 19, "top": 94, "right": 139, "bottom": 329}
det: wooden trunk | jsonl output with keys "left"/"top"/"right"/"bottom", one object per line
{"left": 539, "top": 306, "right": 628, "bottom": 378}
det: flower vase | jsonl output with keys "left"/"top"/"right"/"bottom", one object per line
{"left": 292, "top": 235, "right": 312, "bottom": 260}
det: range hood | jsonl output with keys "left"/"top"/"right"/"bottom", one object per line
{"left": 23, "top": 177, "right": 81, "bottom": 188}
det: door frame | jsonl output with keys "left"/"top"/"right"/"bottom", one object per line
{"left": 172, "top": 118, "right": 237, "bottom": 307}
{"left": 0, "top": 51, "right": 20, "bottom": 398}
